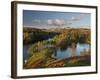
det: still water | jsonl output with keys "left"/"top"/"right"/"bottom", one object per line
{"left": 53, "top": 43, "right": 90, "bottom": 60}
{"left": 23, "top": 43, "right": 90, "bottom": 62}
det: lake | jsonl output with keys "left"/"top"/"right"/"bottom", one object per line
{"left": 23, "top": 43, "right": 90, "bottom": 62}
{"left": 23, "top": 44, "right": 32, "bottom": 63}
{"left": 52, "top": 43, "right": 90, "bottom": 60}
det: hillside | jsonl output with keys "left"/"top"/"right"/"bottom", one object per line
{"left": 23, "top": 27, "right": 91, "bottom": 69}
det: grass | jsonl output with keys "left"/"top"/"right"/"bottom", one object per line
{"left": 23, "top": 28, "right": 91, "bottom": 69}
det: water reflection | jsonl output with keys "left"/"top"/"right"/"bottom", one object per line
{"left": 23, "top": 43, "right": 90, "bottom": 63}
{"left": 53, "top": 43, "right": 90, "bottom": 60}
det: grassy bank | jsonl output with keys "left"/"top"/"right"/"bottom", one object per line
{"left": 23, "top": 28, "right": 91, "bottom": 69}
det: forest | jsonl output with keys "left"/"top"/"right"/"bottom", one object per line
{"left": 23, "top": 27, "right": 91, "bottom": 69}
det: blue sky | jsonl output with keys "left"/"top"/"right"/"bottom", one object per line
{"left": 23, "top": 10, "right": 91, "bottom": 29}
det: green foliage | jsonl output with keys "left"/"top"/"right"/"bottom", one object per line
{"left": 24, "top": 48, "right": 56, "bottom": 68}
{"left": 65, "top": 58, "right": 91, "bottom": 67}
{"left": 23, "top": 27, "right": 59, "bottom": 44}
{"left": 23, "top": 28, "right": 91, "bottom": 69}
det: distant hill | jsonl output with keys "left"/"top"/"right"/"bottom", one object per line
{"left": 23, "top": 27, "right": 42, "bottom": 32}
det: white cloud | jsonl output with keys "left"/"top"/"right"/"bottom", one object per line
{"left": 70, "top": 14, "right": 85, "bottom": 21}
{"left": 47, "top": 19, "right": 65, "bottom": 26}
{"left": 47, "top": 19, "right": 53, "bottom": 25}
{"left": 71, "top": 16, "right": 80, "bottom": 21}
{"left": 32, "top": 19, "right": 41, "bottom": 24}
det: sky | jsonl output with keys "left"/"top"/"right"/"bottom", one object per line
{"left": 23, "top": 10, "right": 91, "bottom": 29}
